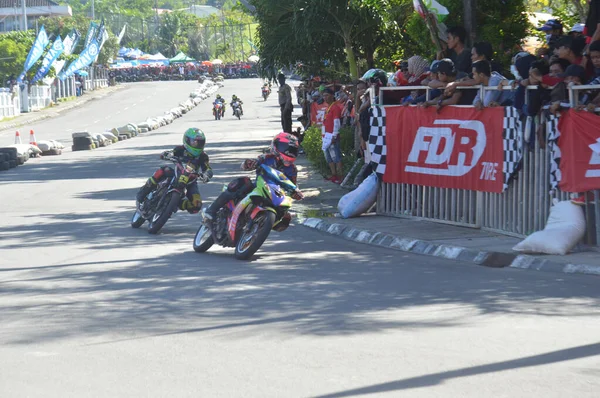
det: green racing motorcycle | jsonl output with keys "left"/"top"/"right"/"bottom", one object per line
{"left": 193, "top": 164, "right": 303, "bottom": 260}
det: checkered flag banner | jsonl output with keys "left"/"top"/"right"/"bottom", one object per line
{"left": 502, "top": 107, "right": 524, "bottom": 191}
{"left": 368, "top": 106, "right": 387, "bottom": 178}
{"left": 546, "top": 113, "right": 562, "bottom": 192}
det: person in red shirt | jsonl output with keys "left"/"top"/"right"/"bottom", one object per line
{"left": 321, "top": 88, "right": 344, "bottom": 184}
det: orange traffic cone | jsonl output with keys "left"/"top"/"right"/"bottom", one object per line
{"left": 29, "top": 129, "right": 37, "bottom": 146}
{"left": 14, "top": 130, "right": 22, "bottom": 144}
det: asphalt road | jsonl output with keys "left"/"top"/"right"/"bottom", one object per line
{"left": 1, "top": 78, "right": 600, "bottom": 397}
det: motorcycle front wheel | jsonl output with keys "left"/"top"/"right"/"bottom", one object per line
{"left": 148, "top": 192, "right": 180, "bottom": 234}
{"left": 131, "top": 210, "right": 145, "bottom": 228}
{"left": 234, "top": 211, "right": 276, "bottom": 261}
{"left": 193, "top": 223, "right": 214, "bottom": 253}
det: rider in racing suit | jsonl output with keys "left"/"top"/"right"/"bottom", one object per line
{"left": 230, "top": 94, "right": 244, "bottom": 116}
{"left": 136, "top": 128, "right": 213, "bottom": 214}
{"left": 204, "top": 132, "right": 303, "bottom": 231}
{"left": 213, "top": 94, "right": 226, "bottom": 117}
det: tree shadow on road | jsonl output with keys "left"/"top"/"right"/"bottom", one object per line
{"left": 2, "top": 203, "right": 600, "bottom": 348}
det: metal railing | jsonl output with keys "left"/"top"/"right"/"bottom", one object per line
{"left": 375, "top": 83, "right": 600, "bottom": 245}
{"left": 0, "top": 87, "right": 20, "bottom": 120}
{"left": 29, "top": 85, "right": 52, "bottom": 111}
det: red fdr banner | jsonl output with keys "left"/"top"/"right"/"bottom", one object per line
{"left": 558, "top": 110, "right": 600, "bottom": 192}
{"left": 384, "top": 106, "right": 505, "bottom": 193}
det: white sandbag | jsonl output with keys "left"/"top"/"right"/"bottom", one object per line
{"left": 138, "top": 122, "right": 151, "bottom": 130}
{"left": 50, "top": 140, "right": 65, "bottom": 149}
{"left": 102, "top": 131, "right": 117, "bottom": 141}
{"left": 337, "top": 173, "right": 378, "bottom": 219}
{"left": 126, "top": 123, "right": 138, "bottom": 132}
{"left": 37, "top": 140, "right": 55, "bottom": 151}
{"left": 513, "top": 200, "right": 586, "bottom": 255}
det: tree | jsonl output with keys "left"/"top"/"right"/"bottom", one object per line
{"left": 0, "top": 32, "right": 33, "bottom": 79}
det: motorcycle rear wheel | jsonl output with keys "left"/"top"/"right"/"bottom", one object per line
{"left": 234, "top": 212, "right": 276, "bottom": 261}
{"left": 193, "top": 223, "right": 214, "bottom": 253}
{"left": 148, "top": 192, "right": 180, "bottom": 234}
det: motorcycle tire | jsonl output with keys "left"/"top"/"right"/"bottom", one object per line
{"left": 148, "top": 192, "right": 181, "bottom": 234}
{"left": 193, "top": 223, "right": 214, "bottom": 253}
{"left": 234, "top": 211, "right": 276, "bottom": 261}
{"left": 131, "top": 210, "right": 145, "bottom": 228}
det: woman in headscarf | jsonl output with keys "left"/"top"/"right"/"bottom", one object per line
{"left": 407, "top": 55, "right": 430, "bottom": 85}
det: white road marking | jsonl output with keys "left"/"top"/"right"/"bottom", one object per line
{"left": 124, "top": 107, "right": 129, "bottom": 111}
{"left": 93, "top": 120, "right": 100, "bottom": 124}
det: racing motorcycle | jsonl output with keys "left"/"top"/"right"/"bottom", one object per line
{"left": 262, "top": 86, "right": 270, "bottom": 101}
{"left": 213, "top": 102, "right": 224, "bottom": 120}
{"left": 193, "top": 164, "right": 303, "bottom": 260}
{"left": 131, "top": 155, "right": 209, "bottom": 234}
{"left": 232, "top": 100, "right": 242, "bottom": 120}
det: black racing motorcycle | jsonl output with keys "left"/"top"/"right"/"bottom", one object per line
{"left": 131, "top": 155, "right": 209, "bottom": 234}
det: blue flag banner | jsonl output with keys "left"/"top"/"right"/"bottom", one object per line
{"left": 59, "top": 39, "right": 100, "bottom": 80}
{"left": 31, "top": 36, "right": 65, "bottom": 85}
{"left": 83, "top": 22, "right": 99, "bottom": 51}
{"left": 17, "top": 26, "right": 50, "bottom": 83}
{"left": 63, "top": 28, "right": 81, "bottom": 56}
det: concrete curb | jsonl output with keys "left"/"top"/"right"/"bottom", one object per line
{"left": 0, "top": 86, "right": 124, "bottom": 133}
{"left": 298, "top": 217, "right": 600, "bottom": 277}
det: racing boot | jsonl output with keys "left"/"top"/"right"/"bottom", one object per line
{"left": 136, "top": 178, "right": 157, "bottom": 203}
{"left": 204, "top": 190, "right": 235, "bottom": 229}
{"left": 180, "top": 193, "right": 202, "bottom": 214}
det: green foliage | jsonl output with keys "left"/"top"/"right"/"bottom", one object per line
{"left": 0, "top": 32, "right": 33, "bottom": 78}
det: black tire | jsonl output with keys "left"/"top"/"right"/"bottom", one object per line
{"left": 234, "top": 211, "right": 276, "bottom": 261}
{"left": 214, "top": 112, "right": 218, "bottom": 120}
{"left": 0, "top": 153, "right": 6, "bottom": 162}
{"left": 193, "top": 223, "right": 214, "bottom": 253}
{"left": 148, "top": 192, "right": 181, "bottom": 234}
{"left": 131, "top": 210, "right": 145, "bottom": 228}
{"left": 0, "top": 148, "right": 18, "bottom": 161}
{"left": 236, "top": 111, "right": 241, "bottom": 120}
{"left": 0, "top": 161, "right": 8, "bottom": 171}
{"left": 8, "top": 160, "right": 16, "bottom": 168}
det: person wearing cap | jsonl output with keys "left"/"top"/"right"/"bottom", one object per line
{"left": 536, "top": 19, "right": 564, "bottom": 54}
{"left": 556, "top": 35, "right": 587, "bottom": 66}
{"left": 569, "top": 23, "right": 586, "bottom": 38}
{"left": 418, "top": 59, "right": 464, "bottom": 110}
{"left": 320, "top": 87, "right": 344, "bottom": 184}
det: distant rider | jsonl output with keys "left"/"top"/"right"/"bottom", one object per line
{"left": 214, "top": 94, "right": 226, "bottom": 116}
{"left": 230, "top": 94, "right": 244, "bottom": 116}
{"left": 204, "top": 132, "right": 303, "bottom": 231}
{"left": 136, "top": 128, "right": 213, "bottom": 214}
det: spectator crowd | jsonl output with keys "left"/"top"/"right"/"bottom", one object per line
{"left": 292, "top": 3, "right": 600, "bottom": 202}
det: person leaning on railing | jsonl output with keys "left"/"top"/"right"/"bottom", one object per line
{"left": 417, "top": 59, "right": 467, "bottom": 112}
{"left": 470, "top": 61, "right": 514, "bottom": 109}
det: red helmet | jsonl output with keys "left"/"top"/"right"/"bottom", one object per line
{"left": 272, "top": 132, "right": 299, "bottom": 166}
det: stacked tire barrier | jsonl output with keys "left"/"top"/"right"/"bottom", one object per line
{"left": 71, "top": 80, "right": 221, "bottom": 152}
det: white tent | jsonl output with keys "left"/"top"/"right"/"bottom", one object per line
{"left": 150, "top": 52, "right": 168, "bottom": 60}
{"left": 248, "top": 55, "right": 259, "bottom": 63}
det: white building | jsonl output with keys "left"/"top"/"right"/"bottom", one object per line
{"left": 0, "top": 0, "right": 72, "bottom": 32}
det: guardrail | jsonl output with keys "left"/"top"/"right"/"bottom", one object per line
{"left": 29, "top": 85, "right": 52, "bottom": 111}
{"left": 375, "top": 83, "right": 600, "bottom": 246}
{"left": 0, "top": 87, "right": 20, "bottom": 120}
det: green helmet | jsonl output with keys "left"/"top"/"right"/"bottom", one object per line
{"left": 216, "top": 94, "right": 222, "bottom": 99}
{"left": 232, "top": 94, "right": 237, "bottom": 99}
{"left": 183, "top": 128, "right": 206, "bottom": 157}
